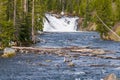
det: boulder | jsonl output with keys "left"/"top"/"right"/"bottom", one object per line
{"left": 103, "top": 73, "right": 119, "bottom": 80}
{"left": 67, "top": 62, "right": 75, "bottom": 67}
{"left": 37, "top": 31, "right": 44, "bottom": 34}
{"left": 1, "top": 48, "right": 16, "bottom": 58}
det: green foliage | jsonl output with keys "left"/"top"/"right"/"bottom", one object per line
{"left": 0, "top": 0, "right": 14, "bottom": 47}
{"left": 115, "top": 0, "right": 120, "bottom": 21}
{"left": 1, "top": 0, "right": 120, "bottom": 47}
{"left": 6, "top": 0, "right": 14, "bottom": 21}
{"left": 0, "top": 21, "right": 14, "bottom": 47}
{"left": 34, "top": 0, "right": 46, "bottom": 31}
{"left": 0, "top": 0, "right": 7, "bottom": 21}
{"left": 18, "top": 16, "right": 31, "bottom": 44}
{"left": 94, "top": 0, "right": 113, "bottom": 38}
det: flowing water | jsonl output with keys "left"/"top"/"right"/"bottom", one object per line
{"left": 40, "top": 14, "right": 120, "bottom": 79}
{"left": 0, "top": 14, "right": 120, "bottom": 80}
{"left": 36, "top": 32, "right": 120, "bottom": 52}
{"left": 43, "top": 13, "right": 79, "bottom": 32}
{"left": 35, "top": 32, "right": 120, "bottom": 80}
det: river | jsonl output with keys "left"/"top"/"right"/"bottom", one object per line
{"left": 1, "top": 13, "right": 120, "bottom": 80}
{"left": 35, "top": 32, "right": 120, "bottom": 80}
{"left": 35, "top": 32, "right": 120, "bottom": 52}
{"left": 1, "top": 31, "right": 120, "bottom": 80}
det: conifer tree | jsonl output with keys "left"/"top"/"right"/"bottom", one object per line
{"left": 94, "top": 0, "right": 113, "bottom": 38}
{"left": 115, "top": 0, "right": 120, "bottom": 21}
{"left": 0, "top": 0, "right": 14, "bottom": 47}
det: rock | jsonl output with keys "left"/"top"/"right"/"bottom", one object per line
{"left": 54, "top": 64, "right": 60, "bottom": 67}
{"left": 37, "top": 31, "right": 43, "bottom": 34}
{"left": 45, "top": 60, "right": 52, "bottom": 62}
{"left": 64, "top": 56, "right": 72, "bottom": 62}
{"left": 67, "top": 62, "right": 75, "bottom": 67}
{"left": 92, "top": 49, "right": 105, "bottom": 55}
{"left": 37, "top": 62, "right": 48, "bottom": 66}
{"left": 35, "top": 36, "right": 46, "bottom": 43}
{"left": 9, "top": 41, "right": 17, "bottom": 46}
{"left": 19, "top": 49, "right": 24, "bottom": 53}
{"left": 1, "top": 48, "right": 16, "bottom": 58}
{"left": 61, "top": 11, "right": 64, "bottom": 15}
{"left": 103, "top": 73, "right": 119, "bottom": 80}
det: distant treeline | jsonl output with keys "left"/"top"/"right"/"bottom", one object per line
{"left": 0, "top": 0, "right": 120, "bottom": 47}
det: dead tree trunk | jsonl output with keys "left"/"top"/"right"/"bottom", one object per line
{"left": 24, "top": 0, "right": 28, "bottom": 14}
{"left": 32, "top": 0, "right": 35, "bottom": 43}
{"left": 13, "top": 0, "right": 16, "bottom": 28}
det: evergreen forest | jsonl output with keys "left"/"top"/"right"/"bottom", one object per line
{"left": 0, "top": 0, "right": 120, "bottom": 47}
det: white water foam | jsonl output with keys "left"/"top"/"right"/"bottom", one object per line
{"left": 43, "top": 13, "right": 79, "bottom": 32}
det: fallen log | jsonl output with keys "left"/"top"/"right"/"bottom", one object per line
{"left": 12, "top": 46, "right": 61, "bottom": 52}
{"left": 12, "top": 46, "right": 117, "bottom": 60}
{"left": 12, "top": 46, "right": 89, "bottom": 52}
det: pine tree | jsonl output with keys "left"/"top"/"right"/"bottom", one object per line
{"left": 0, "top": 0, "right": 14, "bottom": 47}
{"left": 94, "top": 0, "right": 113, "bottom": 38}
{"left": 115, "top": 0, "right": 120, "bottom": 21}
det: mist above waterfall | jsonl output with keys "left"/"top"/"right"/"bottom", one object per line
{"left": 43, "top": 13, "right": 79, "bottom": 32}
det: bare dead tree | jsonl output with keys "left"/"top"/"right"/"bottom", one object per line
{"left": 32, "top": 0, "right": 35, "bottom": 43}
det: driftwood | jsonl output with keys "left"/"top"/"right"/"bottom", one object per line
{"left": 12, "top": 46, "right": 89, "bottom": 52}
{"left": 12, "top": 46, "right": 114, "bottom": 54}
{"left": 12, "top": 46, "right": 118, "bottom": 60}
{"left": 12, "top": 46, "right": 58, "bottom": 51}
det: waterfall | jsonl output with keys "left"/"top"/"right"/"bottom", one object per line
{"left": 43, "top": 13, "right": 79, "bottom": 32}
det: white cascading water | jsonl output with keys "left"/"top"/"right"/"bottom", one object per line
{"left": 43, "top": 13, "right": 79, "bottom": 32}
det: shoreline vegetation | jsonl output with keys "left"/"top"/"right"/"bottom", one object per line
{"left": 0, "top": 0, "right": 120, "bottom": 47}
